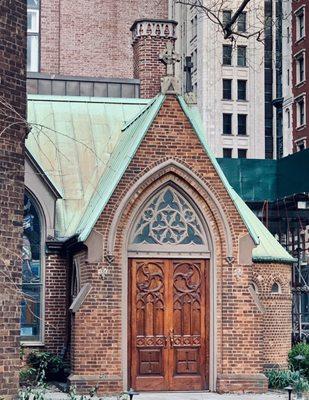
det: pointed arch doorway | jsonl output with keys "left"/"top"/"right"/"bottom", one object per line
{"left": 128, "top": 185, "right": 211, "bottom": 391}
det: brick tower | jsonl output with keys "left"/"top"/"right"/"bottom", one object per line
{"left": 0, "top": 1, "right": 27, "bottom": 397}
{"left": 131, "top": 19, "right": 178, "bottom": 98}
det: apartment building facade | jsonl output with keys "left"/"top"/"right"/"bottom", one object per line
{"left": 291, "top": 0, "right": 309, "bottom": 152}
{"left": 273, "top": 0, "right": 309, "bottom": 156}
{"left": 171, "top": 0, "right": 266, "bottom": 159}
{"left": 280, "top": 0, "right": 293, "bottom": 157}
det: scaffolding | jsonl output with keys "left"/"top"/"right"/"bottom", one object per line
{"left": 254, "top": 193, "right": 309, "bottom": 343}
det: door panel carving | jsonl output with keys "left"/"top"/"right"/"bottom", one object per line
{"left": 130, "top": 259, "right": 208, "bottom": 391}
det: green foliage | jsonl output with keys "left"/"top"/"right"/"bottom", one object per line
{"left": 266, "top": 368, "right": 309, "bottom": 393}
{"left": 265, "top": 368, "right": 302, "bottom": 389}
{"left": 19, "top": 346, "right": 25, "bottom": 361}
{"left": 289, "top": 343, "right": 309, "bottom": 379}
{"left": 19, "top": 368, "right": 37, "bottom": 386}
{"left": 26, "top": 351, "right": 70, "bottom": 383}
{"left": 18, "top": 381, "right": 47, "bottom": 400}
{"left": 294, "top": 377, "right": 309, "bottom": 393}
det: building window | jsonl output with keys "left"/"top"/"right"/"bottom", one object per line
{"left": 237, "top": 80, "right": 247, "bottom": 100}
{"left": 296, "top": 139, "right": 306, "bottom": 151}
{"left": 271, "top": 282, "right": 281, "bottom": 294}
{"left": 296, "top": 97, "right": 305, "bottom": 127}
{"left": 191, "top": 15, "right": 198, "bottom": 39}
{"left": 222, "top": 10, "right": 232, "bottom": 27}
{"left": 287, "top": 69, "right": 290, "bottom": 86}
{"left": 296, "top": 52, "right": 305, "bottom": 84}
{"left": 287, "top": 26, "right": 290, "bottom": 43}
{"left": 191, "top": 49, "right": 198, "bottom": 72}
{"left": 237, "top": 12, "right": 246, "bottom": 32}
{"left": 237, "top": 46, "right": 247, "bottom": 66}
{"left": 286, "top": 108, "right": 291, "bottom": 128}
{"left": 222, "top": 45, "right": 232, "bottom": 65}
{"left": 237, "top": 114, "right": 247, "bottom": 135}
{"left": 238, "top": 149, "right": 247, "bottom": 158}
{"left": 21, "top": 193, "right": 44, "bottom": 342}
{"left": 223, "top": 148, "right": 232, "bottom": 158}
{"left": 223, "top": 79, "right": 232, "bottom": 100}
{"left": 27, "top": 0, "right": 40, "bottom": 72}
{"left": 223, "top": 113, "right": 232, "bottom": 134}
{"left": 296, "top": 8, "right": 305, "bottom": 40}
{"left": 131, "top": 186, "right": 207, "bottom": 245}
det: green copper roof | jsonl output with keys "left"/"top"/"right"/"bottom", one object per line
{"left": 27, "top": 94, "right": 150, "bottom": 238}
{"left": 77, "top": 95, "right": 165, "bottom": 241}
{"left": 26, "top": 94, "right": 295, "bottom": 264}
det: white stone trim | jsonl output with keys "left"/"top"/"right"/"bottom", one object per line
{"left": 107, "top": 159, "right": 234, "bottom": 258}
{"left": 105, "top": 159, "right": 226, "bottom": 392}
{"left": 131, "top": 19, "right": 177, "bottom": 42}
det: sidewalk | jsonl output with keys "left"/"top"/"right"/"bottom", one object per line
{"left": 45, "top": 391, "right": 287, "bottom": 400}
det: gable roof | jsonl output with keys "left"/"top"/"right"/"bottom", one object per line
{"left": 26, "top": 94, "right": 150, "bottom": 238}
{"left": 26, "top": 94, "right": 295, "bottom": 264}
{"left": 77, "top": 94, "right": 166, "bottom": 241}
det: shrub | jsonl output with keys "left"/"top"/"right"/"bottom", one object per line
{"left": 19, "top": 368, "right": 37, "bottom": 386}
{"left": 294, "top": 376, "right": 309, "bottom": 393}
{"left": 265, "top": 368, "right": 309, "bottom": 393}
{"left": 265, "top": 368, "right": 302, "bottom": 389}
{"left": 26, "top": 351, "right": 70, "bottom": 383}
{"left": 289, "top": 343, "right": 309, "bottom": 379}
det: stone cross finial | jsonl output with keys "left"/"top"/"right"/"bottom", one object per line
{"left": 184, "top": 56, "right": 193, "bottom": 93}
{"left": 159, "top": 42, "right": 181, "bottom": 94}
{"left": 159, "top": 42, "right": 180, "bottom": 76}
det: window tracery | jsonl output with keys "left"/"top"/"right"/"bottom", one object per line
{"left": 132, "top": 186, "right": 206, "bottom": 246}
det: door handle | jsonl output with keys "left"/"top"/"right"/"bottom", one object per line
{"left": 169, "top": 328, "right": 174, "bottom": 348}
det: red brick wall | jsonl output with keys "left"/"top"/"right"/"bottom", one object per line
{"left": 131, "top": 20, "right": 177, "bottom": 98}
{"left": 44, "top": 253, "right": 69, "bottom": 355}
{"left": 292, "top": 0, "right": 309, "bottom": 151}
{"left": 40, "top": 0, "right": 168, "bottom": 78}
{"left": 68, "top": 95, "right": 292, "bottom": 394}
{"left": 132, "top": 35, "right": 169, "bottom": 98}
{"left": 253, "top": 263, "right": 292, "bottom": 368}
{"left": 0, "top": 0, "right": 27, "bottom": 396}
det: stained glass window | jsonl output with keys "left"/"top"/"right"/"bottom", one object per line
{"left": 132, "top": 187, "right": 205, "bottom": 245}
{"left": 21, "top": 194, "right": 43, "bottom": 342}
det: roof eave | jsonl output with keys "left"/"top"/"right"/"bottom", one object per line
{"left": 252, "top": 255, "right": 297, "bottom": 264}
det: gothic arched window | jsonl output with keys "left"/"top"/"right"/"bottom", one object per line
{"left": 271, "top": 282, "right": 281, "bottom": 294}
{"left": 21, "top": 193, "right": 44, "bottom": 342}
{"left": 129, "top": 185, "right": 209, "bottom": 255}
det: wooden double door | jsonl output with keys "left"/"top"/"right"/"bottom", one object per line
{"left": 130, "top": 259, "right": 209, "bottom": 391}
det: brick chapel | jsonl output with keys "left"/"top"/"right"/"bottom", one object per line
{"left": 1, "top": 10, "right": 294, "bottom": 397}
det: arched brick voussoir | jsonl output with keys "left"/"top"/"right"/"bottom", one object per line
{"left": 104, "top": 160, "right": 236, "bottom": 263}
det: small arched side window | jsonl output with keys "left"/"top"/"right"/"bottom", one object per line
{"left": 21, "top": 192, "right": 44, "bottom": 342}
{"left": 271, "top": 282, "right": 281, "bottom": 294}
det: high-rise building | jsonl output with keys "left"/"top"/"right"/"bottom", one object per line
{"left": 171, "top": 0, "right": 266, "bottom": 159}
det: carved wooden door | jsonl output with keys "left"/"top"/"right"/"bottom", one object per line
{"left": 130, "top": 259, "right": 208, "bottom": 391}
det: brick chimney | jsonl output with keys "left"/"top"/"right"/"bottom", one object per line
{"left": 131, "top": 19, "right": 178, "bottom": 98}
